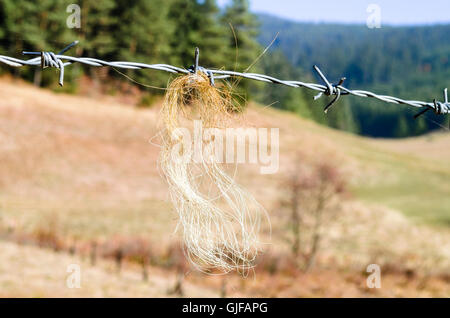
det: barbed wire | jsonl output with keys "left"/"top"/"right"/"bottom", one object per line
{"left": 0, "top": 41, "right": 448, "bottom": 117}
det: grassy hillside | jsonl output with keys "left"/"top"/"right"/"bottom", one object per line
{"left": 0, "top": 78, "right": 449, "bottom": 297}
{"left": 0, "top": 241, "right": 218, "bottom": 297}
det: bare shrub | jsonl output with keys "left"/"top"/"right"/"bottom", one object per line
{"left": 282, "top": 153, "right": 347, "bottom": 271}
{"left": 165, "top": 242, "right": 189, "bottom": 296}
{"left": 122, "top": 237, "right": 152, "bottom": 281}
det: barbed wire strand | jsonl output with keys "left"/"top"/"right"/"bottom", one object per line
{"left": 0, "top": 41, "right": 448, "bottom": 117}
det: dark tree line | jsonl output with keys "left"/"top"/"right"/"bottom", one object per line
{"left": 0, "top": 0, "right": 352, "bottom": 133}
{"left": 0, "top": 0, "right": 261, "bottom": 88}
{"left": 2, "top": 1, "right": 445, "bottom": 137}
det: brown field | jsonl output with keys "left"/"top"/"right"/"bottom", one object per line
{"left": 0, "top": 77, "right": 449, "bottom": 297}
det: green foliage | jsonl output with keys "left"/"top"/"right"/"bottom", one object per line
{"left": 168, "top": 0, "right": 229, "bottom": 68}
{"left": 0, "top": 0, "right": 260, "bottom": 91}
{"left": 251, "top": 49, "right": 358, "bottom": 133}
{"left": 111, "top": 0, "right": 173, "bottom": 87}
{"left": 138, "top": 93, "right": 157, "bottom": 108}
{"left": 221, "top": 0, "right": 261, "bottom": 99}
{"left": 394, "top": 115, "right": 409, "bottom": 138}
{"left": 258, "top": 14, "right": 450, "bottom": 137}
{"left": 1, "top": 2, "right": 447, "bottom": 138}
{"left": 0, "top": 0, "right": 77, "bottom": 85}
{"left": 221, "top": 0, "right": 260, "bottom": 71}
{"left": 74, "top": 0, "right": 117, "bottom": 58}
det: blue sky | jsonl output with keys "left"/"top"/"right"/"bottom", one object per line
{"left": 217, "top": 0, "right": 450, "bottom": 25}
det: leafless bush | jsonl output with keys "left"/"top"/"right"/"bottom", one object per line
{"left": 165, "top": 242, "right": 189, "bottom": 296}
{"left": 257, "top": 250, "right": 300, "bottom": 277}
{"left": 282, "top": 153, "right": 347, "bottom": 271}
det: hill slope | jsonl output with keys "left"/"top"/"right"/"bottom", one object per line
{"left": 0, "top": 78, "right": 449, "bottom": 296}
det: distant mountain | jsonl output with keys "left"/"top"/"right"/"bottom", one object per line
{"left": 255, "top": 14, "right": 450, "bottom": 137}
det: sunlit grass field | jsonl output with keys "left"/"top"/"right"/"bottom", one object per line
{"left": 0, "top": 78, "right": 448, "bottom": 297}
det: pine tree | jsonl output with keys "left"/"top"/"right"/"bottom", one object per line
{"left": 220, "top": 0, "right": 261, "bottom": 99}
{"left": 112, "top": 0, "right": 173, "bottom": 87}
{"left": 394, "top": 115, "right": 410, "bottom": 138}
{"left": 324, "top": 100, "right": 359, "bottom": 133}
{"left": 414, "top": 116, "right": 428, "bottom": 136}
{"left": 75, "top": 0, "right": 116, "bottom": 58}
{"left": 0, "top": 1, "right": 76, "bottom": 85}
{"left": 221, "top": 0, "right": 260, "bottom": 71}
{"left": 168, "top": 0, "right": 228, "bottom": 69}
{"left": 0, "top": 1, "right": 41, "bottom": 79}
{"left": 72, "top": 0, "right": 116, "bottom": 85}
{"left": 196, "top": 0, "right": 228, "bottom": 68}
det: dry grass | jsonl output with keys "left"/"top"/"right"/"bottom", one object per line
{"left": 0, "top": 241, "right": 218, "bottom": 297}
{"left": 0, "top": 77, "right": 449, "bottom": 297}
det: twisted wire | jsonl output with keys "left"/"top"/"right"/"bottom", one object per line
{"left": 0, "top": 41, "right": 448, "bottom": 116}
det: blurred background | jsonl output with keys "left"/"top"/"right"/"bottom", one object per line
{"left": 0, "top": 0, "right": 449, "bottom": 297}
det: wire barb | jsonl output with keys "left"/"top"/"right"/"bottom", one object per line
{"left": 312, "top": 65, "right": 347, "bottom": 113}
{"left": 194, "top": 47, "right": 199, "bottom": 74}
{"left": 187, "top": 47, "right": 215, "bottom": 86}
{"left": 414, "top": 88, "right": 449, "bottom": 119}
{"left": 0, "top": 41, "right": 449, "bottom": 116}
{"left": 21, "top": 41, "right": 78, "bottom": 86}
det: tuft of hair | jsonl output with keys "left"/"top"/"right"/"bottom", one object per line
{"left": 159, "top": 72, "right": 265, "bottom": 274}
